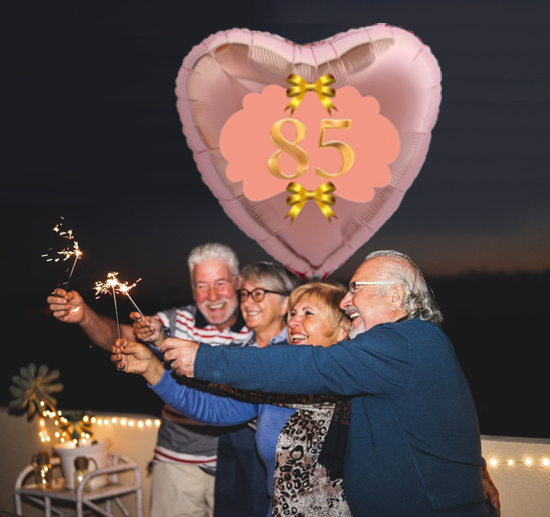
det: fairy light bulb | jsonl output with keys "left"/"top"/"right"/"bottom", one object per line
{"left": 542, "top": 458, "right": 550, "bottom": 467}
{"left": 525, "top": 458, "right": 533, "bottom": 466}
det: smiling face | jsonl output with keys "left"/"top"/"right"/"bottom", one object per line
{"left": 192, "top": 259, "right": 239, "bottom": 329}
{"left": 240, "top": 280, "right": 288, "bottom": 341}
{"left": 339, "top": 257, "right": 407, "bottom": 336}
{"left": 288, "top": 295, "right": 347, "bottom": 347}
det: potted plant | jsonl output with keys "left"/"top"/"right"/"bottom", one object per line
{"left": 9, "top": 363, "right": 110, "bottom": 489}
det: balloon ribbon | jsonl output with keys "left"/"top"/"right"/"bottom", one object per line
{"left": 285, "top": 182, "right": 337, "bottom": 224}
{"left": 285, "top": 74, "right": 337, "bottom": 115}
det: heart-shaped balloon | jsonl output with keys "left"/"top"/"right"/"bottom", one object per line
{"left": 176, "top": 26, "right": 441, "bottom": 279}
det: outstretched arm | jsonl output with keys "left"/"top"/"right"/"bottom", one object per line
{"left": 113, "top": 339, "right": 258, "bottom": 426}
{"left": 47, "top": 288, "right": 136, "bottom": 351}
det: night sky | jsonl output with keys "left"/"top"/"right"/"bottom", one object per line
{"left": 2, "top": 0, "right": 549, "bottom": 438}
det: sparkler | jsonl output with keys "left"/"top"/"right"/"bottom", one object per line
{"left": 42, "top": 217, "right": 83, "bottom": 291}
{"left": 94, "top": 272, "right": 159, "bottom": 341}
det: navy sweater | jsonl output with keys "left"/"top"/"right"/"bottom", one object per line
{"left": 194, "top": 318, "right": 496, "bottom": 517}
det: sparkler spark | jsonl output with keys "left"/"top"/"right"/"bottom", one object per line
{"left": 43, "top": 218, "right": 83, "bottom": 291}
{"left": 94, "top": 273, "right": 159, "bottom": 340}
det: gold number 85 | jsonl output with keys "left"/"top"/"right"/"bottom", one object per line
{"left": 267, "top": 118, "right": 354, "bottom": 180}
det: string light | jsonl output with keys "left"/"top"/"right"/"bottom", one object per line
{"left": 37, "top": 414, "right": 162, "bottom": 444}
{"left": 488, "top": 457, "right": 550, "bottom": 467}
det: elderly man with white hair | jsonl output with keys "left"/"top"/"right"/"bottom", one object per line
{"left": 159, "top": 250, "right": 499, "bottom": 517}
{"left": 47, "top": 243, "right": 252, "bottom": 517}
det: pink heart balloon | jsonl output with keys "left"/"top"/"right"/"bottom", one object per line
{"left": 176, "top": 26, "right": 441, "bottom": 279}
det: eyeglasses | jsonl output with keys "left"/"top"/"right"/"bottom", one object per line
{"left": 238, "top": 288, "right": 285, "bottom": 303}
{"left": 348, "top": 281, "right": 396, "bottom": 296}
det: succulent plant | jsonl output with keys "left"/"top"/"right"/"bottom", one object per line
{"left": 59, "top": 410, "right": 94, "bottom": 442}
{"left": 9, "top": 363, "right": 64, "bottom": 418}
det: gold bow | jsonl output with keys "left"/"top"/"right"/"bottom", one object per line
{"left": 285, "top": 182, "right": 337, "bottom": 224}
{"left": 285, "top": 73, "right": 337, "bottom": 115}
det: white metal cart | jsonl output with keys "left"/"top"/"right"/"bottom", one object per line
{"left": 14, "top": 452, "right": 143, "bottom": 517}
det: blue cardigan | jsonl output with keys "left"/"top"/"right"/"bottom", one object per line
{"left": 193, "top": 318, "right": 496, "bottom": 517}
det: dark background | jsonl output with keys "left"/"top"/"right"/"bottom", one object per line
{"left": 2, "top": 0, "right": 549, "bottom": 438}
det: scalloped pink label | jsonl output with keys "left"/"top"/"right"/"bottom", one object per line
{"left": 220, "top": 85, "right": 400, "bottom": 202}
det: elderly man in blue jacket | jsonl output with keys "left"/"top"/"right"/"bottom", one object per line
{"left": 161, "top": 250, "right": 499, "bottom": 517}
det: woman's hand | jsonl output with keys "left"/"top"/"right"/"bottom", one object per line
{"left": 111, "top": 339, "right": 165, "bottom": 386}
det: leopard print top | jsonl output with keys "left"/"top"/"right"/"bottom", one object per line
{"left": 210, "top": 384, "right": 353, "bottom": 516}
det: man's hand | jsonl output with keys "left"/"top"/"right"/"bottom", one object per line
{"left": 131, "top": 312, "right": 165, "bottom": 346}
{"left": 111, "top": 339, "right": 164, "bottom": 386}
{"left": 47, "top": 288, "right": 87, "bottom": 324}
{"left": 482, "top": 465, "right": 500, "bottom": 516}
{"left": 161, "top": 338, "right": 199, "bottom": 378}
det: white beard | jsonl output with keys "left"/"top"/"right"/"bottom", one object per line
{"left": 349, "top": 318, "right": 366, "bottom": 339}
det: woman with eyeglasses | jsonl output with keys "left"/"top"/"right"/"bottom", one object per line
{"left": 112, "top": 275, "right": 353, "bottom": 516}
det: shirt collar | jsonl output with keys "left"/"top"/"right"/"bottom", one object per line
{"left": 243, "top": 325, "right": 288, "bottom": 348}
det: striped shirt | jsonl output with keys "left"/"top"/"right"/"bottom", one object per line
{"left": 151, "top": 304, "right": 251, "bottom": 474}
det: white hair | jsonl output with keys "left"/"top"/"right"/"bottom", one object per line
{"left": 188, "top": 243, "right": 239, "bottom": 282}
{"left": 365, "top": 250, "right": 443, "bottom": 326}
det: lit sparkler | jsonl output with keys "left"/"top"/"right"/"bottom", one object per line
{"left": 94, "top": 272, "right": 159, "bottom": 341}
{"left": 43, "top": 217, "right": 83, "bottom": 291}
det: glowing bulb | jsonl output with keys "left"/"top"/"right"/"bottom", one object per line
{"left": 489, "top": 458, "right": 498, "bottom": 467}
{"left": 83, "top": 416, "right": 89, "bottom": 422}
{"left": 40, "top": 419, "right": 45, "bottom": 427}
{"left": 542, "top": 458, "right": 550, "bottom": 467}
{"left": 82, "top": 438, "right": 87, "bottom": 445}
{"left": 73, "top": 439, "right": 78, "bottom": 444}
{"left": 60, "top": 438, "right": 65, "bottom": 443}
{"left": 58, "top": 411, "right": 62, "bottom": 416}
{"left": 97, "top": 420, "right": 102, "bottom": 426}
{"left": 155, "top": 420, "right": 161, "bottom": 427}
{"left": 104, "top": 419, "right": 108, "bottom": 425}
{"left": 91, "top": 417, "right": 96, "bottom": 423}
{"left": 138, "top": 421, "right": 144, "bottom": 428}
{"left": 128, "top": 420, "right": 134, "bottom": 427}
{"left": 112, "top": 418, "right": 117, "bottom": 424}
{"left": 507, "top": 460, "right": 514, "bottom": 466}
{"left": 525, "top": 458, "right": 533, "bottom": 466}
{"left": 40, "top": 401, "right": 45, "bottom": 407}
{"left": 121, "top": 419, "right": 127, "bottom": 426}
{"left": 54, "top": 420, "right": 59, "bottom": 426}
{"left": 46, "top": 436, "right": 50, "bottom": 442}
{"left": 40, "top": 437, "right": 46, "bottom": 442}
{"left": 55, "top": 432, "right": 60, "bottom": 438}
{"left": 146, "top": 420, "right": 151, "bottom": 426}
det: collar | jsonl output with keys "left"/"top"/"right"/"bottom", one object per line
{"left": 243, "top": 325, "right": 288, "bottom": 348}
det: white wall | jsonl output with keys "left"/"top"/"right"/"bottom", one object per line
{"left": 1, "top": 408, "right": 158, "bottom": 517}
{"left": 481, "top": 435, "right": 550, "bottom": 517}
